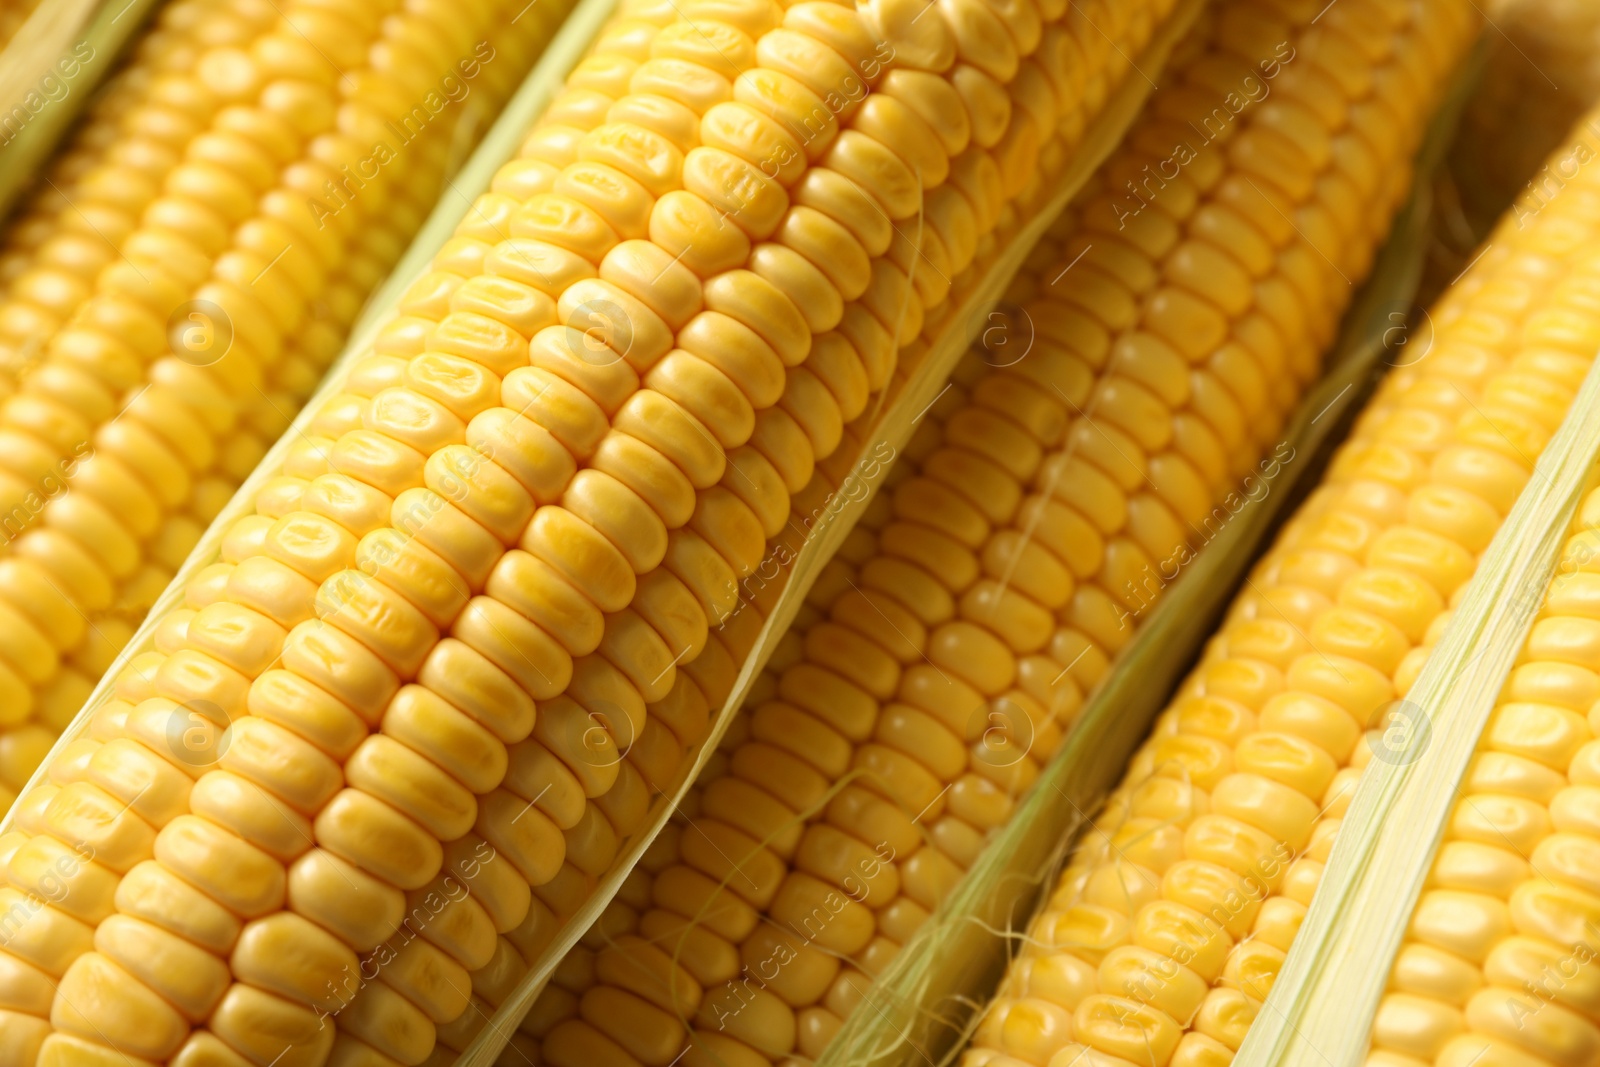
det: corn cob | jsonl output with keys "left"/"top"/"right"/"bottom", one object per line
{"left": 1, "top": 0, "right": 263, "bottom": 286}
{"left": 948, "top": 84, "right": 1600, "bottom": 1067}
{"left": 0, "top": 0, "right": 560, "bottom": 778}
{"left": 461, "top": 2, "right": 1478, "bottom": 1064}
{"left": 0, "top": 0, "right": 1211, "bottom": 1060}
{"left": 0, "top": 0, "right": 257, "bottom": 334}
{"left": 0, "top": 0, "right": 265, "bottom": 788}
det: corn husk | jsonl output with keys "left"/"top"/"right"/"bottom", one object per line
{"left": 808, "top": 37, "right": 1490, "bottom": 1067}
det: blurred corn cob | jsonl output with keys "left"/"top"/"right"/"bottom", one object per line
{"left": 0, "top": 0, "right": 565, "bottom": 801}
{"left": 952, "top": 80, "right": 1600, "bottom": 1067}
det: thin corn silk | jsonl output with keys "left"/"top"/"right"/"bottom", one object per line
{"left": 0, "top": 0, "right": 564, "bottom": 805}
{"left": 956, "top": 89, "right": 1600, "bottom": 1067}
{"left": 500, "top": 1, "right": 1480, "bottom": 1065}
{"left": 0, "top": 0, "right": 1219, "bottom": 1060}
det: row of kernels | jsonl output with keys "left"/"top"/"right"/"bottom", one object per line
{"left": 516, "top": 426, "right": 890, "bottom": 1067}
{"left": 399, "top": 555, "right": 785, "bottom": 1066}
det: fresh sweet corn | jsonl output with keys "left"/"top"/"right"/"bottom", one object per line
{"left": 0, "top": 0, "right": 1206, "bottom": 1060}
{"left": 496, "top": 1, "right": 1479, "bottom": 1064}
{"left": 957, "top": 82, "right": 1600, "bottom": 1067}
{"left": 0, "top": 0, "right": 560, "bottom": 779}
{"left": 1361, "top": 484, "right": 1600, "bottom": 1067}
